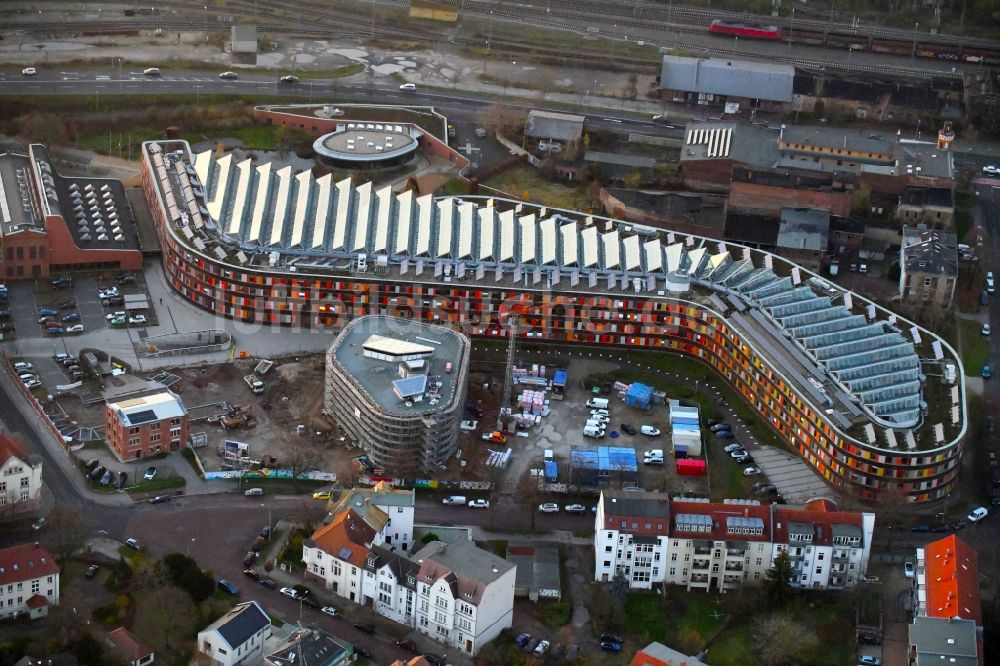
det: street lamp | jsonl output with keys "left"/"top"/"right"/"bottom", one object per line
{"left": 187, "top": 537, "right": 195, "bottom": 556}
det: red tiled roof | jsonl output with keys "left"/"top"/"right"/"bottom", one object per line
{"left": 669, "top": 500, "right": 773, "bottom": 542}
{"left": 772, "top": 505, "right": 862, "bottom": 546}
{"left": 25, "top": 594, "right": 48, "bottom": 609}
{"left": 391, "top": 657, "right": 431, "bottom": 666}
{"left": 309, "top": 508, "right": 375, "bottom": 566}
{"left": 0, "top": 543, "right": 59, "bottom": 586}
{"left": 107, "top": 627, "right": 154, "bottom": 662}
{"left": 0, "top": 433, "right": 28, "bottom": 467}
{"left": 924, "top": 534, "right": 981, "bottom": 624}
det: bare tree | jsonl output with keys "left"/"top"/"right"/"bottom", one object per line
{"left": 476, "top": 103, "right": 528, "bottom": 139}
{"left": 285, "top": 436, "right": 323, "bottom": 490}
{"left": 754, "top": 612, "right": 819, "bottom": 666}
{"left": 46, "top": 505, "right": 88, "bottom": 563}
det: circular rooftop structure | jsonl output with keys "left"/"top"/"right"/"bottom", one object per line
{"left": 313, "top": 123, "right": 419, "bottom": 170}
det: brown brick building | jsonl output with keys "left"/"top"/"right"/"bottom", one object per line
{"left": 105, "top": 391, "right": 188, "bottom": 462}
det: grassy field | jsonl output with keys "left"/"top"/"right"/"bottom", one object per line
{"left": 959, "top": 317, "right": 991, "bottom": 375}
{"left": 483, "top": 165, "right": 595, "bottom": 212}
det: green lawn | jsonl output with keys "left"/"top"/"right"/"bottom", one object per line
{"left": 623, "top": 594, "right": 667, "bottom": 642}
{"left": 959, "top": 318, "right": 991, "bottom": 375}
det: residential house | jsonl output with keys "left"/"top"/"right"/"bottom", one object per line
{"left": 900, "top": 226, "right": 958, "bottom": 308}
{"left": 106, "top": 627, "right": 154, "bottom": 666}
{"left": 908, "top": 616, "right": 979, "bottom": 666}
{"left": 910, "top": 534, "right": 983, "bottom": 664}
{"left": 594, "top": 491, "right": 874, "bottom": 593}
{"left": 105, "top": 391, "right": 189, "bottom": 462}
{"left": 896, "top": 186, "right": 955, "bottom": 228}
{"left": 0, "top": 433, "right": 43, "bottom": 519}
{"left": 659, "top": 55, "right": 794, "bottom": 112}
{"left": 362, "top": 544, "right": 420, "bottom": 626}
{"left": 303, "top": 507, "right": 377, "bottom": 604}
{"left": 630, "top": 641, "right": 709, "bottom": 666}
{"left": 264, "top": 625, "right": 355, "bottom": 666}
{"left": 412, "top": 539, "right": 516, "bottom": 656}
{"left": 196, "top": 600, "right": 271, "bottom": 666}
{"left": 0, "top": 542, "right": 60, "bottom": 620}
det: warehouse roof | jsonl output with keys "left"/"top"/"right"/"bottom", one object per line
{"left": 660, "top": 55, "right": 794, "bottom": 103}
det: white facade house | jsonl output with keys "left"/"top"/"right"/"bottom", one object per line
{"left": 362, "top": 545, "right": 419, "bottom": 626}
{"left": 412, "top": 540, "right": 516, "bottom": 656}
{"left": 0, "top": 542, "right": 60, "bottom": 620}
{"left": 594, "top": 491, "right": 875, "bottom": 593}
{"left": 197, "top": 601, "right": 271, "bottom": 666}
{"left": 0, "top": 434, "right": 43, "bottom": 519}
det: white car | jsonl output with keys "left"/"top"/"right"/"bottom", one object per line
{"left": 22, "top": 67, "right": 37, "bottom": 76}
{"left": 904, "top": 561, "right": 914, "bottom": 578}
{"left": 533, "top": 639, "right": 550, "bottom": 656}
{"left": 99, "top": 288, "right": 120, "bottom": 299}
{"left": 399, "top": 82, "right": 416, "bottom": 91}
{"left": 66, "top": 324, "right": 84, "bottom": 334}
{"left": 564, "top": 504, "right": 587, "bottom": 514}
{"left": 219, "top": 71, "right": 239, "bottom": 80}
{"left": 459, "top": 420, "right": 478, "bottom": 431}
{"left": 988, "top": 272, "right": 995, "bottom": 294}
{"left": 467, "top": 499, "right": 490, "bottom": 509}
{"left": 984, "top": 165, "right": 1000, "bottom": 175}
{"left": 24, "top": 379, "right": 42, "bottom": 389}
{"left": 128, "top": 315, "right": 147, "bottom": 325}
{"left": 590, "top": 408, "right": 609, "bottom": 417}
{"left": 640, "top": 425, "right": 661, "bottom": 437}
{"left": 537, "top": 503, "right": 559, "bottom": 513}
{"left": 106, "top": 311, "right": 126, "bottom": 321}
{"left": 279, "top": 586, "right": 301, "bottom": 599}
{"left": 984, "top": 323, "right": 992, "bottom": 336}
{"left": 143, "top": 67, "right": 161, "bottom": 76}
{"left": 743, "top": 466, "right": 762, "bottom": 476}
{"left": 724, "top": 443, "right": 744, "bottom": 453}
{"left": 320, "top": 606, "right": 338, "bottom": 617}
{"left": 967, "top": 506, "right": 988, "bottom": 522}
{"left": 280, "top": 75, "right": 299, "bottom": 83}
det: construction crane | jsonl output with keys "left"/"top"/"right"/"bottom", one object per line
{"left": 496, "top": 300, "right": 542, "bottom": 431}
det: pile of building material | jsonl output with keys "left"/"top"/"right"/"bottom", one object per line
{"left": 624, "top": 382, "right": 653, "bottom": 409}
{"left": 486, "top": 448, "right": 512, "bottom": 468}
{"left": 518, "top": 389, "right": 547, "bottom": 415}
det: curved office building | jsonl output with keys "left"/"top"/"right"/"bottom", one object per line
{"left": 140, "top": 139, "right": 968, "bottom": 502}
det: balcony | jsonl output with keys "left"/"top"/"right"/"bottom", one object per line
{"left": 694, "top": 547, "right": 713, "bottom": 556}
{"left": 692, "top": 559, "right": 711, "bottom": 570}
{"left": 724, "top": 563, "right": 744, "bottom": 572}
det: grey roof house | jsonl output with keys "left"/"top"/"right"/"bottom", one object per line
{"left": 524, "top": 111, "right": 585, "bottom": 143}
{"left": 197, "top": 601, "right": 272, "bottom": 666}
{"left": 659, "top": 56, "right": 795, "bottom": 103}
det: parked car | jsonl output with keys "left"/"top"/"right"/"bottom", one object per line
{"left": 715, "top": 430, "right": 736, "bottom": 439}
{"left": 967, "top": 506, "right": 988, "bottom": 522}
{"left": 58, "top": 300, "right": 76, "bottom": 310}
{"left": 66, "top": 324, "right": 84, "bottom": 334}
{"left": 983, "top": 323, "right": 992, "bottom": 336}
{"left": 755, "top": 484, "right": 778, "bottom": 495}
{"left": 149, "top": 495, "right": 172, "bottom": 504}
{"left": 24, "top": 378, "right": 42, "bottom": 389}
{"left": 640, "top": 425, "right": 661, "bottom": 437}
{"left": 533, "top": 640, "right": 550, "bottom": 656}
{"left": 129, "top": 315, "right": 147, "bottom": 325}
{"left": 258, "top": 578, "right": 277, "bottom": 589}
{"left": 217, "top": 579, "right": 239, "bottom": 596}
{"left": 860, "top": 574, "right": 880, "bottom": 584}
{"left": 125, "top": 538, "right": 143, "bottom": 551}
{"left": 735, "top": 454, "right": 754, "bottom": 465}
{"left": 243, "top": 569, "right": 261, "bottom": 581}
{"left": 321, "top": 606, "right": 340, "bottom": 617}
{"left": 279, "top": 586, "right": 301, "bottom": 600}
{"left": 467, "top": 499, "right": 490, "bottom": 509}
{"left": 38, "top": 307, "right": 58, "bottom": 316}
{"left": 116, "top": 274, "right": 136, "bottom": 285}
{"left": 106, "top": 310, "right": 126, "bottom": 321}
{"left": 565, "top": 504, "right": 587, "bottom": 514}
{"left": 904, "top": 561, "right": 914, "bottom": 578}
{"left": 858, "top": 656, "right": 882, "bottom": 665}
{"left": 709, "top": 423, "right": 730, "bottom": 432}
{"left": 743, "top": 466, "right": 762, "bottom": 476}
{"left": 600, "top": 637, "right": 623, "bottom": 651}
{"left": 729, "top": 448, "right": 748, "bottom": 459}
{"left": 85, "top": 564, "right": 99, "bottom": 579}
{"left": 243, "top": 551, "right": 258, "bottom": 567}
{"left": 537, "top": 503, "right": 560, "bottom": 513}
{"left": 143, "top": 466, "right": 157, "bottom": 480}
{"left": 61, "top": 313, "right": 80, "bottom": 322}
{"left": 0, "top": 323, "right": 15, "bottom": 332}
{"left": 31, "top": 518, "right": 47, "bottom": 531}
{"left": 98, "top": 287, "right": 120, "bottom": 298}
{"left": 619, "top": 423, "right": 637, "bottom": 435}
{"left": 515, "top": 633, "right": 532, "bottom": 648}
{"left": 100, "top": 470, "right": 113, "bottom": 485}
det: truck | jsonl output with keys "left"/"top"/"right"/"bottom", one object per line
{"left": 244, "top": 374, "right": 265, "bottom": 394}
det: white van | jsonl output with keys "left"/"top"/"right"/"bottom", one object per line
{"left": 244, "top": 488, "right": 263, "bottom": 497}
{"left": 583, "top": 425, "right": 606, "bottom": 438}
{"left": 442, "top": 495, "right": 467, "bottom": 505}
{"left": 399, "top": 83, "right": 416, "bottom": 91}
{"left": 586, "top": 397, "right": 609, "bottom": 409}
{"left": 13, "top": 362, "right": 34, "bottom": 372}
{"left": 585, "top": 419, "right": 607, "bottom": 429}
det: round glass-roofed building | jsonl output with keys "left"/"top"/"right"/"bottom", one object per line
{"left": 313, "top": 122, "right": 419, "bottom": 170}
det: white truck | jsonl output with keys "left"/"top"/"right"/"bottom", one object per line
{"left": 244, "top": 374, "right": 265, "bottom": 394}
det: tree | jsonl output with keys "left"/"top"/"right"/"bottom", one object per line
{"left": 14, "top": 112, "right": 70, "bottom": 147}
{"left": 70, "top": 632, "right": 107, "bottom": 666}
{"left": 850, "top": 185, "right": 873, "bottom": 216}
{"left": 763, "top": 550, "right": 793, "bottom": 609}
{"left": 46, "top": 504, "right": 88, "bottom": 562}
{"left": 754, "top": 612, "right": 820, "bottom": 666}
{"left": 132, "top": 585, "right": 197, "bottom": 656}
{"left": 284, "top": 437, "right": 323, "bottom": 490}
{"left": 476, "top": 103, "right": 528, "bottom": 139}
